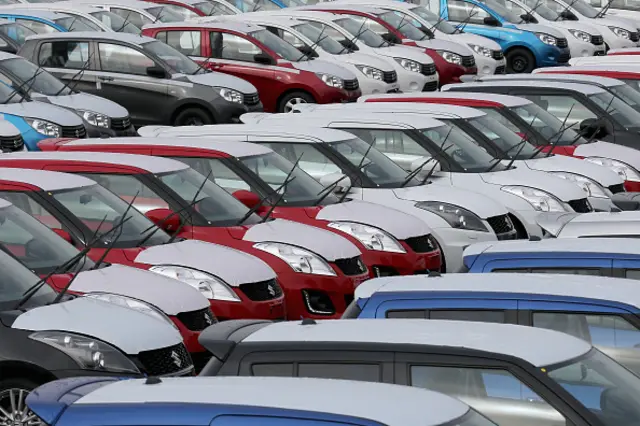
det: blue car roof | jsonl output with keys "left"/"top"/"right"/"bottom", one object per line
{"left": 0, "top": 10, "right": 71, "bottom": 21}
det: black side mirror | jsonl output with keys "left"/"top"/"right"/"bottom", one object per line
{"left": 339, "top": 39, "right": 358, "bottom": 51}
{"left": 520, "top": 13, "right": 537, "bottom": 23}
{"left": 254, "top": 52, "right": 275, "bottom": 65}
{"left": 579, "top": 118, "right": 609, "bottom": 139}
{"left": 146, "top": 65, "right": 167, "bottom": 78}
{"left": 382, "top": 33, "right": 401, "bottom": 44}
{"left": 0, "top": 44, "right": 16, "bottom": 54}
{"left": 298, "top": 45, "right": 318, "bottom": 58}
{"left": 560, "top": 10, "right": 578, "bottom": 20}
{"left": 483, "top": 16, "right": 501, "bottom": 26}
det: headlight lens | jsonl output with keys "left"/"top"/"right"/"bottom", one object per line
{"left": 149, "top": 265, "right": 241, "bottom": 302}
{"left": 501, "top": 185, "right": 569, "bottom": 212}
{"left": 394, "top": 57, "right": 422, "bottom": 73}
{"left": 214, "top": 87, "right": 243, "bottom": 103}
{"left": 29, "top": 331, "right": 140, "bottom": 373}
{"left": 548, "top": 171, "right": 611, "bottom": 198}
{"left": 584, "top": 157, "right": 640, "bottom": 182}
{"left": 327, "top": 221, "right": 406, "bottom": 253}
{"left": 77, "top": 110, "right": 110, "bottom": 128}
{"left": 24, "top": 118, "right": 61, "bottom": 137}
{"left": 316, "top": 73, "right": 344, "bottom": 88}
{"left": 438, "top": 50, "right": 463, "bottom": 65}
{"left": 569, "top": 29, "right": 592, "bottom": 43}
{"left": 253, "top": 242, "right": 337, "bottom": 276}
{"left": 536, "top": 32, "right": 558, "bottom": 45}
{"left": 355, "top": 64, "right": 383, "bottom": 80}
{"left": 415, "top": 201, "right": 488, "bottom": 232}
{"left": 469, "top": 44, "right": 492, "bottom": 57}
{"left": 83, "top": 293, "right": 178, "bottom": 329}
{"left": 609, "top": 26, "right": 631, "bottom": 39}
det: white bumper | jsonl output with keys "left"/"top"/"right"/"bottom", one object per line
{"left": 475, "top": 54, "right": 506, "bottom": 75}
{"left": 568, "top": 39, "right": 606, "bottom": 57}
{"left": 359, "top": 77, "right": 401, "bottom": 95}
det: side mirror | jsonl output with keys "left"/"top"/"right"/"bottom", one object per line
{"left": 0, "top": 44, "right": 16, "bottom": 54}
{"left": 298, "top": 45, "right": 318, "bottom": 58}
{"left": 579, "top": 118, "right": 609, "bottom": 140}
{"left": 339, "top": 39, "right": 358, "bottom": 51}
{"left": 51, "top": 228, "right": 73, "bottom": 244}
{"left": 483, "top": 16, "right": 501, "bottom": 26}
{"left": 382, "top": 33, "right": 401, "bottom": 44}
{"left": 254, "top": 52, "right": 275, "bottom": 65}
{"left": 560, "top": 10, "right": 578, "bottom": 19}
{"left": 233, "top": 189, "right": 262, "bottom": 209}
{"left": 519, "top": 13, "right": 536, "bottom": 23}
{"left": 319, "top": 173, "right": 352, "bottom": 193}
{"left": 145, "top": 208, "right": 181, "bottom": 233}
{"left": 146, "top": 65, "right": 167, "bottom": 79}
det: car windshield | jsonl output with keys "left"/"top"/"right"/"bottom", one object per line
{"left": 293, "top": 22, "right": 346, "bottom": 55}
{"left": 0, "top": 247, "right": 55, "bottom": 308}
{"left": 588, "top": 91, "right": 640, "bottom": 128}
{"left": 225, "top": 0, "right": 280, "bottom": 12}
{"left": 0, "top": 22, "right": 41, "bottom": 46}
{"left": 466, "top": 115, "right": 543, "bottom": 159}
{"left": 50, "top": 184, "right": 171, "bottom": 248}
{"left": 622, "top": 78, "right": 640, "bottom": 92}
{"left": 160, "top": 3, "right": 201, "bottom": 19}
{"left": 409, "top": 6, "right": 459, "bottom": 34}
{"left": 508, "top": 103, "right": 588, "bottom": 145}
{"left": 145, "top": 5, "right": 185, "bottom": 22}
{"left": 54, "top": 15, "right": 102, "bottom": 32}
{"left": 520, "top": 0, "right": 562, "bottom": 20}
{"left": 0, "top": 71, "right": 26, "bottom": 103}
{"left": 485, "top": 0, "right": 523, "bottom": 22}
{"left": 0, "top": 57, "right": 71, "bottom": 96}
{"left": 606, "top": 83, "right": 640, "bottom": 114}
{"left": 334, "top": 17, "right": 391, "bottom": 48}
{"left": 546, "top": 349, "right": 640, "bottom": 426}
{"left": 568, "top": 0, "right": 600, "bottom": 17}
{"left": 142, "top": 40, "right": 201, "bottom": 74}
{"left": 89, "top": 10, "right": 141, "bottom": 33}
{"left": 377, "top": 10, "right": 429, "bottom": 40}
{"left": 193, "top": 0, "right": 237, "bottom": 15}
{"left": 250, "top": 29, "right": 307, "bottom": 61}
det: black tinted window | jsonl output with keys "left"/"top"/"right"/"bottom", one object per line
{"left": 386, "top": 310, "right": 427, "bottom": 318}
{"left": 298, "top": 363, "right": 381, "bottom": 381}
{"left": 429, "top": 310, "right": 506, "bottom": 323}
{"left": 529, "top": 268, "right": 602, "bottom": 276}
{"left": 251, "top": 363, "right": 294, "bottom": 376}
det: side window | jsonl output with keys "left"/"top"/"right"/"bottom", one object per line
{"left": 625, "top": 269, "right": 640, "bottom": 279}
{"left": 298, "top": 363, "right": 381, "bottom": 382}
{"left": 446, "top": 0, "right": 490, "bottom": 23}
{"left": 0, "top": 192, "right": 62, "bottom": 229}
{"left": 502, "top": 0, "right": 528, "bottom": 15}
{"left": 260, "top": 143, "right": 342, "bottom": 180}
{"left": 515, "top": 94, "right": 597, "bottom": 127}
{"left": 38, "top": 41, "right": 89, "bottom": 68}
{"left": 344, "top": 128, "right": 429, "bottom": 157}
{"left": 98, "top": 43, "right": 155, "bottom": 75}
{"left": 15, "top": 19, "right": 58, "bottom": 35}
{"left": 386, "top": 309, "right": 427, "bottom": 318}
{"left": 528, "top": 268, "right": 602, "bottom": 276}
{"left": 79, "top": 173, "right": 169, "bottom": 212}
{"left": 109, "top": 8, "right": 148, "bottom": 28}
{"left": 159, "top": 30, "right": 201, "bottom": 56}
{"left": 210, "top": 32, "right": 262, "bottom": 62}
{"left": 429, "top": 310, "right": 506, "bottom": 323}
{"left": 170, "top": 157, "right": 251, "bottom": 193}
{"left": 251, "top": 363, "right": 294, "bottom": 376}
{"left": 481, "top": 109, "right": 522, "bottom": 133}
{"left": 265, "top": 26, "right": 304, "bottom": 48}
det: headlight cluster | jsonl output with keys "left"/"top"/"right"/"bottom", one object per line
{"left": 215, "top": 87, "right": 243, "bottom": 103}
{"left": 438, "top": 50, "right": 463, "bottom": 65}
{"left": 569, "top": 29, "right": 591, "bottom": 43}
{"left": 77, "top": 110, "right": 110, "bottom": 128}
{"left": 394, "top": 57, "right": 422, "bottom": 73}
{"left": 415, "top": 201, "right": 488, "bottom": 232}
{"left": 549, "top": 171, "right": 610, "bottom": 199}
{"left": 355, "top": 64, "right": 383, "bottom": 80}
{"left": 84, "top": 293, "right": 178, "bottom": 329}
{"left": 328, "top": 221, "right": 406, "bottom": 253}
{"left": 316, "top": 73, "right": 344, "bottom": 88}
{"left": 536, "top": 32, "right": 558, "bottom": 45}
{"left": 149, "top": 265, "right": 240, "bottom": 302}
{"left": 25, "top": 118, "right": 61, "bottom": 137}
{"left": 254, "top": 242, "right": 336, "bottom": 276}
{"left": 469, "top": 44, "right": 492, "bottom": 57}
{"left": 501, "top": 185, "right": 569, "bottom": 212}
{"left": 584, "top": 157, "right": 640, "bottom": 182}
{"left": 609, "top": 26, "right": 631, "bottom": 39}
{"left": 30, "top": 331, "right": 140, "bottom": 373}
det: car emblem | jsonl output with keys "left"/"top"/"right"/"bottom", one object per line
{"left": 204, "top": 312, "right": 213, "bottom": 325}
{"left": 13, "top": 139, "right": 19, "bottom": 147}
{"left": 75, "top": 129, "right": 81, "bottom": 137}
{"left": 171, "top": 351, "right": 182, "bottom": 367}
{"left": 267, "top": 284, "right": 276, "bottom": 297}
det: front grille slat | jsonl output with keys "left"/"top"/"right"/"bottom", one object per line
{"left": 487, "top": 214, "right": 517, "bottom": 240}
{"left": 239, "top": 278, "right": 282, "bottom": 301}
{"left": 334, "top": 256, "right": 368, "bottom": 276}
{"left": 243, "top": 92, "right": 260, "bottom": 106}
{"left": 557, "top": 38, "right": 569, "bottom": 48}
{"left": 569, "top": 198, "right": 594, "bottom": 213}
{"left": 137, "top": 343, "right": 193, "bottom": 376}
{"left": 343, "top": 79, "right": 359, "bottom": 91}
{"left": 110, "top": 116, "right": 131, "bottom": 130}
{"left": 494, "top": 65, "right": 506, "bottom": 74}
{"left": 591, "top": 35, "right": 604, "bottom": 45}
{"left": 631, "top": 32, "right": 639, "bottom": 42}
{"left": 422, "top": 81, "right": 438, "bottom": 91}
{"left": 176, "top": 307, "right": 217, "bottom": 331}
{"left": 420, "top": 63, "right": 437, "bottom": 76}
{"left": 557, "top": 52, "right": 571, "bottom": 63}
{"left": 382, "top": 70, "right": 397, "bottom": 83}
{"left": 491, "top": 50, "right": 504, "bottom": 60}
{"left": 61, "top": 125, "right": 87, "bottom": 138}
{"left": 608, "top": 183, "right": 625, "bottom": 194}
{"left": 461, "top": 55, "right": 476, "bottom": 68}
{"left": 404, "top": 234, "right": 438, "bottom": 253}
{"left": 0, "top": 135, "right": 24, "bottom": 152}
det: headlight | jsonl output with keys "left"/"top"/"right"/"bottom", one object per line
{"left": 77, "top": 110, "right": 110, "bottom": 128}
{"left": 29, "top": 331, "right": 140, "bottom": 373}
{"left": 609, "top": 26, "right": 630, "bottom": 39}
{"left": 469, "top": 44, "right": 492, "bottom": 57}
{"left": 414, "top": 201, "right": 488, "bottom": 232}
{"left": 569, "top": 29, "right": 592, "bottom": 43}
{"left": 316, "top": 73, "right": 344, "bottom": 88}
{"left": 548, "top": 171, "right": 611, "bottom": 198}
{"left": 501, "top": 185, "right": 569, "bottom": 212}
{"left": 253, "top": 242, "right": 337, "bottom": 276}
{"left": 438, "top": 50, "right": 462, "bottom": 65}
{"left": 24, "top": 118, "right": 61, "bottom": 137}
{"left": 83, "top": 293, "right": 178, "bottom": 329}
{"left": 214, "top": 87, "right": 243, "bottom": 103}
{"left": 149, "top": 265, "right": 241, "bottom": 302}
{"left": 327, "top": 221, "right": 406, "bottom": 253}
{"left": 355, "top": 64, "right": 383, "bottom": 80}
{"left": 394, "top": 57, "right": 422, "bottom": 73}
{"left": 536, "top": 32, "right": 558, "bottom": 45}
{"left": 584, "top": 157, "right": 640, "bottom": 182}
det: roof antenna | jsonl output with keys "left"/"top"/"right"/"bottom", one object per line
{"left": 145, "top": 377, "right": 162, "bottom": 385}
{"left": 300, "top": 318, "right": 317, "bottom": 325}
{"left": 529, "top": 235, "right": 541, "bottom": 241}
{"left": 428, "top": 270, "right": 441, "bottom": 277}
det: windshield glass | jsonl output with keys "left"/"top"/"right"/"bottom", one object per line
{"left": 334, "top": 17, "right": 390, "bottom": 48}
{"left": 225, "top": 0, "right": 280, "bottom": 12}
{"left": 466, "top": 115, "right": 542, "bottom": 159}
{"left": 0, "top": 70, "right": 26, "bottom": 103}
{"left": 90, "top": 10, "right": 141, "bottom": 33}
{"left": 569, "top": 0, "right": 600, "bottom": 16}
{"left": 250, "top": 29, "right": 307, "bottom": 61}
{"left": 193, "top": 0, "right": 237, "bottom": 15}
{"left": 608, "top": 84, "right": 640, "bottom": 113}
{"left": 588, "top": 91, "right": 640, "bottom": 128}
{"left": 54, "top": 15, "right": 102, "bottom": 32}
{"left": 409, "top": 6, "right": 458, "bottom": 33}
{"left": 508, "top": 103, "right": 588, "bottom": 145}
{"left": 378, "top": 10, "right": 428, "bottom": 40}
{"left": 142, "top": 40, "right": 201, "bottom": 74}
{"left": 293, "top": 22, "right": 346, "bottom": 55}
{"left": 146, "top": 5, "right": 185, "bottom": 22}
{"left": 520, "top": 0, "right": 562, "bottom": 19}
{"left": 485, "top": 0, "right": 523, "bottom": 22}
{"left": 0, "top": 57, "right": 71, "bottom": 96}
{"left": 0, "top": 22, "right": 42, "bottom": 46}
{"left": 0, "top": 247, "right": 55, "bottom": 308}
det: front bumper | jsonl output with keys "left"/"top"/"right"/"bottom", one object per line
{"left": 537, "top": 46, "right": 571, "bottom": 67}
{"left": 360, "top": 246, "right": 441, "bottom": 277}
{"left": 358, "top": 78, "right": 401, "bottom": 95}
{"left": 568, "top": 40, "right": 606, "bottom": 58}
{"left": 605, "top": 34, "right": 636, "bottom": 50}
{"left": 214, "top": 99, "right": 264, "bottom": 124}
{"left": 475, "top": 54, "right": 506, "bottom": 75}
{"left": 85, "top": 124, "right": 138, "bottom": 138}
{"left": 430, "top": 227, "right": 497, "bottom": 273}
{"left": 395, "top": 66, "right": 436, "bottom": 92}
{"left": 317, "top": 87, "right": 362, "bottom": 104}
{"left": 588, "top": 196, "right": 619, "bottom": 212}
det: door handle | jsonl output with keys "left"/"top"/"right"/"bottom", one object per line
{"left": 98, "top": 76, "right": 114, "bottom": 81}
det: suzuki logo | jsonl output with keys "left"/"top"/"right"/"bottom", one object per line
{"left": 204, "top": 312, "right": 213, "bottom": 325}
{"left": 75, "top": 129, "right": 81, "bottom": 137}
{"left": 171, "top": 351, "right": 182, "bottom": 367}
{"left": 267, "top": 284, "right": 276, "bottom": 297}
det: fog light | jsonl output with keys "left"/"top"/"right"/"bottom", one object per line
{"left": 302, "top": 289, "right": 335, "bottom": 315}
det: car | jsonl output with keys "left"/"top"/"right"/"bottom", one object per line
{"left": 198, "top": 318, "right": 640, "bottom": 426}
{"left": 18, "top": 32, "right": 263, "bottom": 127}
{"left": 584, "top": 0, "right": 640, "bottom": 22}
{"left": 606, "top": 46, "right": 640, "bottom": 54}
{"left": 535, "top": 209, "right": 640, "bottom": 237}
{"left": 0, "top": 152, "right": 368, "bottom": 320}
{"left": 141, "top": 21, "right": 362, "bottom": 113}
{"left": 534, "top": 62, "right": 640, "bottom": 91}
{"left": 0, "top": 18, "right": 28, "bottom": 53}
{"left": 0, "top": 9, "right": 102, "bottom": 32}
{"left": 25, "top": 376, "right": 498, "bottom": 426}
{"left": 442, "top": 79, "right": 640, "bottom": 151}
{"left": 66, "top": 0, "right": 186, "bottom": 27}
{"left": 137, "top": 124, "right": 521, "bottom": 272}
{"left": 38, "top": 136, "right": 443, "bottom": 276}
{"left": 135, "top": 0, "right": 206, "bottom": 19}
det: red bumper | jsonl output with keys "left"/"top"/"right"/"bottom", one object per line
{"left": 361, "top": 247, "right": 441, "bottom": 277}
{"left": 317, "top": 87, "right": 362, "bottom": 104}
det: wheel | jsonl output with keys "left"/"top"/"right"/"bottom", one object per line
{"left": 277, "top": 91, "right": 315, "bottom": 113}
{"left": 173, "top": 108, "right": 213, "bottom": 126}
{"left": 0, "top": 378, "right": 43, "bottom": 426}
{"left": 506, "top": 48, "right": 535, "bottom": 74}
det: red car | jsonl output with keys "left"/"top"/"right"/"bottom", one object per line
{"left": 142, "top": 0, "right": 209, "bottom": 19}
{"left": 142, "top": 21, "right": 362, "bottom": 113}
{"left": 302, "top": 4, "right": 477, "bottom": 85}
{"left": 0, "top": 152, "right": 370, "bottom": 319}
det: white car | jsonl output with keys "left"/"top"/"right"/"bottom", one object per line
{"left": 570, "top": 53, "right": 640, "bottom": 63}
{"left": 537, "top": 210, "right": 640, "bottom": 237}
{"left": 583, "top": 0, "right": 640, "bottom": 26}
{"left": 64, "top": 0, "right": 185, "bottom": 27}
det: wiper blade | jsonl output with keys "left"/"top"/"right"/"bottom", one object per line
{"left": 165, "top": 170, "right": 213, "bottom": 245}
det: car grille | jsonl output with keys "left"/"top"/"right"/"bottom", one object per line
{"left": 558, "top": 53, "right": 571, "bottom": 63}
{"left": 487, "top": 214, "right": 518, "bottom": 240}
{"left": 631, "top": 31, "right": 640, "bottom": 42}
{"left": 556, "top": 38, "right": 569, "bottom": 48}
{"left": 110, "top": 116, "right": 131, "bottom": 131}
{"left": 492, "top": 50, "right": 504, "bottom": 60}
{"left": 383, "top": 70, "right": 398, "bottom": 83}
{"left": 137, "top": 343, "right": 193, "bottom": 376}
{"left": 421, "top": 63, "right": 437, "bottom": 76}
{"left": 608, "top": 183, "right": 626, "bottom": 194}
{"left": 423, "top": 81, "right": 438, "bottom": 91}
{"left": 0, "top": 135, "right": 24, "bottom": 152}
{"left": 344, "top": 79, "right": 359, "bottom": 91}
{"left": 61, "top": 125, "right": 87, "bottom": 138}
{"left": 334, "top": 256, "right": 368, "bottom": 276}
{"left": 243, "top": 92, "right": 260, "bottom": 106}
{"left": 594, "top": 50, "right": 606, "bottom": 56}
{"left": 569, "top": 198, "right": 593, "bottom": 213}
{"left": 372, "top": 266, "right": 399, "bottom": 277}
{"left": 176, "top": 307, "right": 217, "bottom": 331}
{"left": 591, "top": 35, "right": 604, "bottom": 45}
{"left": 494, "top": 65, "right": 506, "bottom": 74}
{"left": 239, "top": 278, "right": 283, "bottom": 301}
{"left": 462, "top": 55, "right": 476, "bottom": 68}
{"left": 404, "top": 234, "right": 438, "bottom": 253}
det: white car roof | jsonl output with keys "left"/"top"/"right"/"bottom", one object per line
{"left": 443, "top": 81, "right": 607, "bottom": 95}
{"left": 353, "top": 273, "right": 640, "bottom": 309}
{"left": 294, "top": 102, "right": 486, "bottom": 119}
{"left": 253, "top": 111, "right": 446, "bottom": 129}
{"left": 24, "top": 31, "right": 156, "bottom": 45}
{"left": 549, "top": 64, "right": 640, "bottom": 73}
{"left": 479, "top": 73, "right": 626, "bottom": 88}
{"left": 242, "top": 319, "right": 592, "bottom": 367}
{"left": 359, "top": 92, "right": 532, "bottom": 108}
{"left": 73, "top": 376, "right": 471, "bottom": 426}
{"left": 143, "top": 20, "right": 263, "bottom": 33}
{"left": 0, "top": 167, "right": 95, "bottom": 191}
{"left": 0, "top": 152, "right": 188, "bottom": 174}
{"left": 296, "top": 3, "right": 387, "bottom": 14}
{"left": 223, "top": 13, "right": 307, "bottom": 27}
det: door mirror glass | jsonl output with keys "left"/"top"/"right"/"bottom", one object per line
{"left": 146, "top": 65, "right": 167, "bottom": 78}
{"left": 253, "top": 52, "right": 274, "bottom": 65}
{"left": 144, "top": 208, "right": 180, "bottom": 233}
{"left": 483, "top": 16, "right": 501, "bottom": 26}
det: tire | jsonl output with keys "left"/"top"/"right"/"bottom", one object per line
{"left": 506, "top": 48, "right": 535, "bottom": 74}
{"left": 277, "top": 91, "right": 315, "bottom": 113}
{"left": 173, "top": 107, "right": 213, "bottom": 126}
{"left": 0, "top": 378, "right": 43, "bottom": 426}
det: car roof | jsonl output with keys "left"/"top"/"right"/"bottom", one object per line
{"left": 299, "top": 3, "right": 386, "bottom": 14}
{"left": 443, "top": 81, "right": 607, "bottom": 95}
{"left": 353, "top": 273, "right": 640, "bottom": 309}
{"left": 223, "top": 13, "right": 307, "bottom": 26}
{"left": 0, "top": 9, "right": 71, "bottom": 19}
{"left": 463, "top": 237, "right": 640, "bottom": 256}
{"left": 143, "top": 20, "right": 263, "bottom": 33}
{"left": 24, "top": 31, "right": 156, "bottom": 44}
{"left": 478, "top": 73, "right": 626, "bottom": 88}
{"left": 359, "top": 92, "right": 532, "bottom": 108}
{"left": 70, "top": 376, "right": 470, "bottom": 425}
{"left": 569, "top": 211, "right": 640, "bottom": 224}
{"left": 0, "top": 151, "right": 188, "bottom": 174}
{"left": 550, "top": 64, "right": 640, "bottom": 74}
{"left": 295, "top": 102, "right": 486, "bottom": 119}
{"left": 68, "top": 0, "right": 159, "bottom": 7}
{"left": 0, "top": 167, "right": 96, "bottom": 191}
{"left": 253, "top": 112, "right": 445, "bottom": 129}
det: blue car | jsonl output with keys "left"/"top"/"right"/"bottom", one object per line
{"left": 429, "top": 0, "right": 571, "bottom": 72}
{"left": 0, "top": 9, "right": 98, "bottom": 33}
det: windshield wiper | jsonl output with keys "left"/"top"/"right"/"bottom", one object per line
{"left": 153, "top": 6, "right": 166, "bottom": 23}
{"left": 259, "top": 176, "right": 296, "bottom": 223}
{"left": 4, "top": 67, "right": 44, "bottom": 104}
{"left": 115, "top": 11, "right": 133, "bottom": 32}
{"left": 555, "top": 0, "right": 580, "bottom": 20}
{"left": 518, "top": 0, "right": 543, "bottom": 23}
{"left": 165, "top": 171, "right": 212, "bottom": 245}
{"left": 314, "top": 174, "right": 350, "bottom": 206}
{"left": 400, "top": 129, "right": 451, "bottom": 187}
{"left": 456, "top": 4, "right": 478, "bottom": 32}
{"left": 596, "top": 0, "right": 613, "bottom": 17}
{"left": 485, "top": 123, "right": 534, "bottom": 173}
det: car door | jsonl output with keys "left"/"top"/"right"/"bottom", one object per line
{"left": 35, "top": 38, "right": 97, "bottom": 94}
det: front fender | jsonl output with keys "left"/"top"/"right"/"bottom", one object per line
{"left": 165, "top": 98, "right": 219, "bottom": 123}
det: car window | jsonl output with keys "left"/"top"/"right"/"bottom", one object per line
{"left": 514, "top": 93, "right": 597, "bottom": 128}
{"left": 170, "top": 156, "right": 251, "bottom": 192}
{"left": 447, "top": 0, "right": 491, "bottom": 23}
{"left": 527, "top": 268, "right": 602, "bottom": 275}
{"left": 297, "top": 363, "right": 381, "bottom": 382}
{"left": 109, "top": 8, "right": 150, "bottom": 28}
{"left": 38, "top": 40, "right": 89, "bottom": 68}
{"left": 193, "top": 1, "right": 237, "bottom": 16}
{"left": 79, "top": 173, "right": 170, "bottom": 213}
{"left": 625, "top": 269, "right": 640, "bottom": 279}
{"left": 260, "top": 142, "right": 343, "bottom": 180}
{"left": 346, "top": 14, "right": 391, "bottom": 37}
{"left": 386, "top": 309, "right": 427, "bottom": 318}
{"left": 0, "top": 192, "right": 62, "bottom": 229}
{"left": 251, "top": 363, "right": 294, "bottom": 376}
{"left": 89, "top": 11, "right": 141, "bottom": 34}
{"left": 15, "top": 19, "right": 58, "bottom": 34}
{"left": 159, "top": 3, "right": 201, "bottom": 19}
{"left": 429, "top": 310, "right": 506, "bottom": 323}
{"left": 0, "top": 22, "right": 37, "bottom": 46}
{"left": 156, "top": 30, "right": 201, "bottom": 56}
{"left": 210, "top": 31, "right": 262, "bottom": 62}
{"left": 98, "top": 42, "right": 155, "bottom": 75}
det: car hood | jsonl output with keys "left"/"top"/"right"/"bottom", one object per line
{"left": 378, "top": 44, "right": 435, "bottom": 63}
{"left": 574, "top": 141, "right": 640, "bottom": 169}
{"left": 523, "top": 155, "right": 623, "bottom": 187}
{"left": 554, "top": 20, "right": 603, "bottom": 35}
{"left": 340, "top": 51, "right": 395, "bottom": 71}
{"left": 450, "top": 33, "right": 502, "bottom": 50}
{"left": 0, "top": 101, "right": 84, "bottom": 126}
{"left": 478, "top": 167, "right": 586, "bottom": 201}
{"left": 392, "top": 183, "right": 509, "bottom": 219}
{"left": 316, "top": 200, "right": 432, "bottom": 240}
{"left": 413, "top": 38, "right": 474, "bottom": 56}
{"left": 31, "top": 92, "right": 129, "bottom": 118}
{"left": 290, "top": 58, "right": 358, "bottom": 80}
{"left": 135, "top": 239, "right": 276, "bottom": 287}
{"left": 512, "top": 22, "right": 565, "bottom": 38}
{"left": 12, "top": 297, "right": 183, "bottom": 354}
{"left": 178, "top": 71, "right": 258, "bottom": 94}
{"left": 591, "top": 15, "right": 637, "bottom": 31}
{"left": 69, "top": 264, "right": 209, "bottom": 315}
{"left": 243, "top": 218, "right": 361, "bottom": 261}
